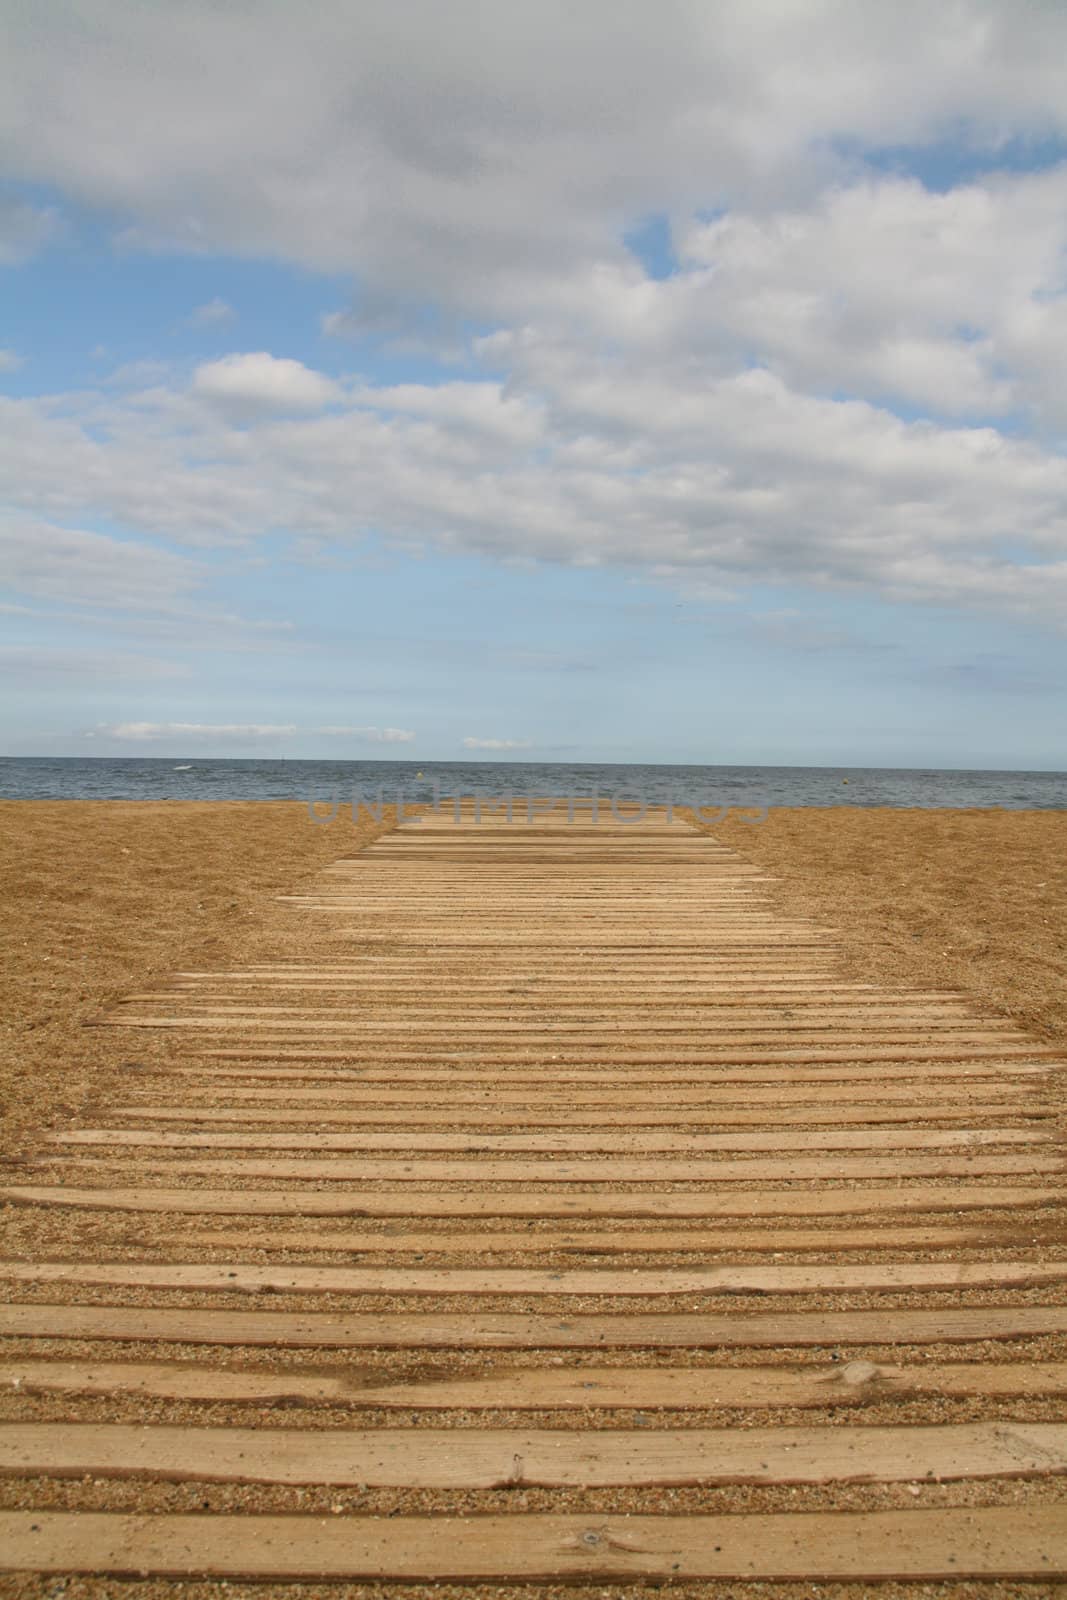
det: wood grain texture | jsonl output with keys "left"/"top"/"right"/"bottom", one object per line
{"left": 2, "top": 1507, "right": 1065, "bottom": 1580}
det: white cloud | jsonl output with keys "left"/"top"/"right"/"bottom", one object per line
{"left": 671, "top": 168, "right": 1067, "bottom": 423}
{"left": 186, "top": 297, "right": 234, "bottom": 327}
{"left": 4, "top": 7, "right": 1067, "bottom": 627}
{"left": 89, "top": 722, "right": 297, "bottom": 742}
{"left": 0, "top": 515, "right": 201, "bottom": 610}
{"left": 356, "top": 381, "right": 543, "bottom": 445}
{"left": 316, "top": 726, "right": 416, "bottom": 743}
{"left": 4, "top": 2, "right": 1067, "bottom": 314}
{"left": 463, "top": 736, "right": 533, "bottom": 750}
{"left": 191, "top": 353, "right": 340, "bottom": 416}
{"left": 0, "top": 349, "right": 23, "bottom": 373}
{"left": 3, "top": 348, "right": 1067, "bottom": 623}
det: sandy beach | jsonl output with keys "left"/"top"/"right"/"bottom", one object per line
{"left": 3, "top": 799, "right": 1065, "bottom": 1160}
{"left": 705, "top": 808, "right": 1067, "bottom": 1052}
{"left": 0, "top": 801, "right": 395, "bottom": 1158}
{"left": 1, "top": 799, "right": 1065, "bottom": 1596}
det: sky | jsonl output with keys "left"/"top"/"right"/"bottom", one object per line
{"left": 2, "top": 0, "right": 1067, "bottom": 769}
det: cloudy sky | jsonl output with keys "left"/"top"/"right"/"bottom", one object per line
{"left": 2, "top": 0, "right": 1067, "bottom": 768}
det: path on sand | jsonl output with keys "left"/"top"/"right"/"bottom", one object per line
{"left": 1, "top": 804, "right": 1066, "bottom": 1586}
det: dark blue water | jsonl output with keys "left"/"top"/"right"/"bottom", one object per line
{"left": 1, "top": 757, "right": 1065, "bottom": 810}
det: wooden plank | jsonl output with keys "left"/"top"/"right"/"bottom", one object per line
{"left": 2, "top": 1302, "right": 1065, "bottom": 1349}
{"left": 5, "top": 1358, "right": 1065, "bottom": 1409}
{"left": 120, "top": 1002, "right": 981, "bottom": 1021}
{"left": 179, "top": 970, "right": 854, "bottom": 983}
{"left": 183, "top": 1043, "right": 1054, "bottom": 1064}
{"left": 4, "top": 1259, "right": 1065, "bottom": 1296}
{"left": 190, "top": 1058, "right": 1050, "bottom": 1081}
{"left": 53, "top": 1127, "right": 1047, "bottom": 1153}
{"left": 3, "top": 1420, "right": 1066, "bottom": 1488}
{"left": 5, "top": 1183, "right": 1055, "bottom": 1217}
{"left": 170, "top": 1223, "right": 992, "bottom": 1252}
{"left": 153, "top": 976, "right": 941, "bottom": 988}
{"left": 1, "top": 1506, "right": 1066, "bottom": 1580}
{"left": 177, "top": 992, "right": 900, "bottom": 1006}
{"left": 54, "top": 1153, "right": 1064, "bottom": 1180}
{"left": 142, "top": 1071, "right": 1048, "bottom": 1095}
{"left": 100, "top": 1017, "right": 1018, "bottom": 1041}
{"left": 110, "top": 1101, "right": 1042, "bottom": 1128}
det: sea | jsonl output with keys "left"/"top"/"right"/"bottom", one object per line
{"left": 0, "top": 757, "right": 1065, "bottom": 812}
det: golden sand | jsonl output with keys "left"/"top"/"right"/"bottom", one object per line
{"left": 703, "top": 807, "right": 1067, "bottom": 1053}
{"left": 0, "top": 801, "right": 394, "bottom": 1157}
{"left": 0, "top": 801, "right": 1065, "bottom": 1599}
{"left": 2, "top": 798, "right": 1065, "bottom": 1159}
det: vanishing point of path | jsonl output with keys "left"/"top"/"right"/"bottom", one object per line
{"left": 1, "top": 804, "right": 1066, "bottom": 1588}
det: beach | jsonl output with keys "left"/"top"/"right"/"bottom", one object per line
{"left": 0, "top": 801, "right": 395, "bottom": 1158}
{"left": 706, "top": 807, "right": 1067, "bottom": 1054}
{"left": 3, "top": 799, "right": 1065, "bottom": 1161}
{"left": 1, "top": 798, "right": 1066, "bottom": 1595}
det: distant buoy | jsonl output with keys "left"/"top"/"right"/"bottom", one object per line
{"left": 416, "top": 771, "right": 424, "bottom": 778}
{"left": 842, "top": 778, "right": 849, "bottom": 784}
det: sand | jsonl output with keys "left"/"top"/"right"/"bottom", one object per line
{"left": 4, "top": 803, "right": 1064, "bottom": 1158}
{"left": 1, "top": 800, "right": 1065, "bottom": 1600}
{"left": 0, "top": 802, "right": 395, "bottom": 1159}
{"left": 700, "top": 807, "right": 1067, "bottom": 1053}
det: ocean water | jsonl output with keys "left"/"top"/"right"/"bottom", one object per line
{"left": 0, "top": 757, "right": 1065, "bottom": 811}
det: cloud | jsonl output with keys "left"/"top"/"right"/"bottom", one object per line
{"left": 0, "top": 189, "right": 62, "bottom": 264}
{"left": 316, "top": 725, "right": 416, "bottom": 742}
{"left": 191, "top": 352, "right": 340, "bottom": 416}
{"left": 462, "top": 736, "right": 533, "bottom": 750}
{"left": 0, "top": 515, "right": 202, "bottom": 610}
{"left": 673, "top": 168, "right": 1067, "bottom": 423}
{"left": 4, "top": 8, "right": 1067, "bottom": 628}
{"left": 4, "top": 2, "right": 1067, "bottom": 314}
{"left": 0, "top": 646, "right": 188, "bottom": 685}
{"left": 0, "top": 349, "right": 23, "bottom": 373}
{"left": 186, "top": 297, "right": 235, "bottom": 327}
{"left": 89, "top": 722, "right": 297, "bottom": 742}
{"left": 4, "top": 349, "right": 1067, "bottom": 623}
{"left": 355, "top": 381, "right": 543, "bottom": 445}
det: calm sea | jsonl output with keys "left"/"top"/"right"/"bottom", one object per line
{"left": 0, "top": 757, "right": 1064, "bottom": 811}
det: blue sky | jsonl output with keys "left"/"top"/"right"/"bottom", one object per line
{"left": 2, "top": 1, "right": 1067, "bottom": 768}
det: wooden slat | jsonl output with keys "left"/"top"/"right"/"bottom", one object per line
{"left": 5, "top": 1358, "right": 1066, "bottom": 1408}
{"left": 2, "top": 1302, "right": 1065, "bottom": 1349}
{"left": 111, "top": 1100, "right": 1042, "bottom": 1127}
{"left": 3, "top": 1421, "right": 1065, "bottom": 1488}
{"left": 4, "top": 1260, "right": 1062, "bottom": 1299}
{"left": 115, "top": 1002, "right": 985, "bottom": 1021}
{"left": 2, "top": 1506, "right": 1066, "bottom": 1580}
{"left": 170, "top": 1223, "right": 994, "bottom": 1252}
{"left": 53, "top": 1127, "right": 1047, "bottom": 1152}
{"left": 54, "top": 1153, "right": 1063, "bottom": 1180}
{"left": 5, "top": 1183, "right": 1055, "bottom": 1216}
{"left": 100, "top": 1017, "right": 1021, "bottom": 1043}
{"left": 112, "top": 1100, "right": 1049, "bottom": 1126}
{"left": 136, "top": 1073, "right": 1048, "bottom": 1097}
{"left": 193, "top": 1053, "right": 1053, "bottom": 1076}
{"left": 4, "top": 1259, "right": 1064, "bottom": 1296}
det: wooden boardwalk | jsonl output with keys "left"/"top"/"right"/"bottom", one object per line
{"left": 2, "top": 803, "right": 1066, "bottom": 1587}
